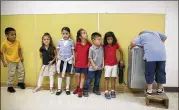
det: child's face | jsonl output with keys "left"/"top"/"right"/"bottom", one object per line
{"left": 62, "top": 30, "right": 70, "bottom": 40}
{"left": 81, "top": 30, "right": 88, "bottom": 39}
{"left": 6, "top": 31, "right": 16, "bottom": 42}
{"left": 93, "top": 36, "right": 102, "bottom": 46}
{"left": 43, "top": 36, "right": 50, "bottom": 46}
{"left": 107, "top": 36, "right": 113, "bottom": 45}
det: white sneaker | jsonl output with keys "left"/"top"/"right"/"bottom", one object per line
{"left": 33, "top": 87, "right": 41, "bottom": 93}
{"left": 50, "top": 89, "right": 54, "bottom": 94}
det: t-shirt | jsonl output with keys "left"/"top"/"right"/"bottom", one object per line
{"left": 104, "top": 43, "right": 120, "bottom": 66}
{"left": 1, "top": 39, "right": 21, "bottom": 62}
{"left": 75, "top": 41, "right": 91, "bottom": 68}
{"left": 133, "top": 30, "right": 167, "bottom": 61}
{"left": 39, "top": 46, "right": 55, "bottom": 65}
{"left": 88, "top": 45, "right": 104, "bottom": 71}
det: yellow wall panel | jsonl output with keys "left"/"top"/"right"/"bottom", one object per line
{"left": 1, "top": 15, "right": 36, "bottom": 85}
{"left": 99, "top": 14, "right": 165, "bottom": 84}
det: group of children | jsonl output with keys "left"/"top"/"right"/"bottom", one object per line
{"left": 1, "top": 27, "right": 124, "bottom": 99}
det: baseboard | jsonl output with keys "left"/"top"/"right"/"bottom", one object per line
{"left": 164, "top": 87, "right": 179, "bottom": 92}
{"left": 1, "top": 82, "right": 177, "bottom": 93}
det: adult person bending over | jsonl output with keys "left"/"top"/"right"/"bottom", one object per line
{"left": 130, "top": 30, "right": 167, "bottom": 95}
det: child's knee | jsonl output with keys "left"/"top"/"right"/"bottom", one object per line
{"left": 105, "top": 77, "right": 110, "bottom": 80}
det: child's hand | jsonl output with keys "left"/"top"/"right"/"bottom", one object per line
{"left": 93, "top": 65, "right": 98, "bottom": 71}
{"left": 3, "top": 62, "right": 8, "bottom": 67}
{"left": 20, "top": 57, "right": 24, "bottom": 62}
{"left": 48, "top": 61, "right": 53, "bottom": 65}
{"left": 120, "top": 60, "right": 124, "bottom": 66}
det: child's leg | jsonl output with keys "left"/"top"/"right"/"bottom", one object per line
{"left": 104, "top": 78, "right": 110, "bottom": 92}
{"left": 104, "top": 65, "right": 112, "bottom": 93}
{"left": 49, "top": 76, "right": 54, "bottom": 89}
{"left": 7, "top": 62, "right": 17, "bottom": 87}
{"left": 84, "top": 71, "right": 95, "bottom": 90}
{"left": 80, "top": 74, "right": 86, "bottom": 89}
{"left": 65, "top": 73, "right": 71, "bottom": 91}
{"left": 57, "top": 74, "right": 63, "bottom": 90}
{"left": 17, "top": 62, "right": 25, "bottom": 84}
{"left": 111, "top": 65, "right": 118, "bottom": 92}
{"left": 75, "top": 73, "right": 81, "bottom": 87}
{"left": 111, "top": 77, "right": 116, "bottom": 91}
{"left": 94, "top": 70, "right": 102, "bottom": 94}
{"left": 155, "top": 61, "right": 166, "bottom": 93}
{"left": 37, "top": 76, "right": 44, "bottom": 87}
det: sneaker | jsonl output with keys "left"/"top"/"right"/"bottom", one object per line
{"left": 111, "top": 91, "right": 116, "bottom": 98}
{"left": 7, "top": 87, "right": 16, "bottom": 93}
{"left": 33, "top": 87, "right": 41, "bottom": 93}
{"left": 157, "top": 88, "right": 165, "bottom": 94}
{"left": 105, "top": 92, "right": 111, "bottom": 99}
{"left": 73, "top": 86, "right": 79, "bottom": 94}
{"left": 78, "top": 88, "right": 82, "bottom": 98}
{"left": 146, "top": 89, "right": 153, "bottom": 95}
{"left": 56, "top": 89, "right": 62, "bottom": 95}
{"left": 83, "top": 89, "right": 89, "bottom": 97}
{"left": 17, "top": 83, "right": 25, "bottom": 89}
{"left": 66, "top": 90, "right": 71, "bottom": 95}
{"left": 93, "top": 88, "right": 101, "bottom": 95}
{"left": 50, "top": 88, "right": 54, "bottom": 94}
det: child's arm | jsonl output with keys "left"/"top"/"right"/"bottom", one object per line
{"left": 0, "top": 44, "right": 7, "bottom": 67}
{"left": 18, "top": 48, "right": 24, "bottom": 62}
{"left": 72, "top": 49, "right": 75, "bottom": 66}
{"left": 89, "top": 58, "right": 98, "bottom": 71}
{"left": 49, "top": 49, "right": 57, "bottom": 65}
{"left": 0, "top": 52, "right": 7, "bottom": 67}
{"left": 118, "top": 47, "right": 124, "bottom": 65}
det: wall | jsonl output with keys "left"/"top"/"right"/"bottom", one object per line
{"left": 1, "top": 1, "right": 178, "bottom": 87}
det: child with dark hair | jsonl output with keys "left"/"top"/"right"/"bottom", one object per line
{"left": 1, "top": 27, "right": 25, "bottom": 93}
{"left": 33, "top": 33, "right": 57, "bottom": 94}
{"left": 73, "top": 29, "right": 91, "bottom": 97}
{"left": 56, "top": 27, "right": 75, "bottom": 95}
{"left": 103, "top": 31, "right": 124, "bottom": 99}
{"left": 83, "top": 32, "right": 104, "bottom": 97}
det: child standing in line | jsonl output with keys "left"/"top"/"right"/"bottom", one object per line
{"left": 56, "top": 27, "right": 75, "bottom": 95}
{"left": 83, "top": 32, "right": 104, "bottom": 97}
{"left": 33, "top": 33, "right": 57, "bottom": 94}
{"left": 73, "top": 29, "right": 91, "bottom": 97}
{"left": 103, "top": 31, "right": 124, "bottom": 99}
{"left": 1, "top": 27, "right": 25, "bottom": 93}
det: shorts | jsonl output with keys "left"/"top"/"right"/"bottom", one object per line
{"left": 75, "top": 67, "right": 88, "bottom": 74}
{"left": 104, "top": 65, "right": 118, "bottom": 77}
{"left": 59, "top": 60, "right": 72, "bottom": 73}
{"left": 145, "top": 61, "right": 166, "bottom": 84}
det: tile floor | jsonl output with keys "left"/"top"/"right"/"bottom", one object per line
{"left": 1, "top": 87, "right": 178, "bottom": 110}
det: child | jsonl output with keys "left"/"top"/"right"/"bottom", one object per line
{"left": 131, "top": 31, "right": 167, "bottom": 95}
{"left": 33, "top": 33, "right": 57, "bottom": 94}
{"left": 56, "top": 27, "right": 75, "bottom": 95}
{"left": 83, "top": 32, "right": 104, "bottom": 97}
{"left": 103, "top": 31, "right": 124, "bottom": 99}
{"left": 0, "top": 27, "right": 25, "bottom": 93}
{"left": 73, "top": 29, "right": 91, "bottom": 97}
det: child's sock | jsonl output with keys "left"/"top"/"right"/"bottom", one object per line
{"left": 49, "top": 76, "right": 54, "bottom": 88}
{"left": 111, "top": 90, "right": 115, "bottom": 92}
{"left": 105, "top": 90, "right": 108, "bottom": 93}
{"left": 58, "top": 77, "right": 62, "bottom": 90}
{"left": 37, "top": 76, "right": 43, "bottom": 87}
{"left": 66, "top": 77, "right": 70, "bottom": 91}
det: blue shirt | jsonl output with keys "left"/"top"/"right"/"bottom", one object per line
{"left": 133, "top": 31, "right": 166, "bottom": 61}
{"left": 57, "top": 38, "right": 74, "bottom": 60}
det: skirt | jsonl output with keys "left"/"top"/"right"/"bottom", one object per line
{"left": 40, "top": 64, "right": 56, "bottom": 76}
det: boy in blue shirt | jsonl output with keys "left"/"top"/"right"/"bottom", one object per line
{"left": 131, "top": 30, "right": 167, "bottom": 95}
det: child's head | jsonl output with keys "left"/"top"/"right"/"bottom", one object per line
{"left": 76, "top": 28, "right": 88, "bottom": 42}
{"left": 91, "top": 32, "right": 102, "bottom": 46}
{"left": 103, "top": 31, "right": 117, "bottom": 46}
{"left": 42, "top": 33, "right": 54, "bottom": 47}
{"left": 61, "top": 27, "right": 70, "bottom": 40}
{"left": 5, "top": 27, "right": 16, "bottom": 42}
